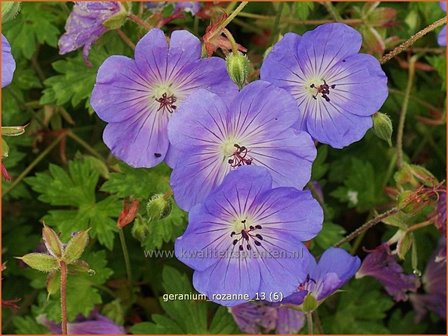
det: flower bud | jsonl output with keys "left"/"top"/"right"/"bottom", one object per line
{"left": 42, "top": 225, "right": 63, "bottom": 258}
{"left": 2, "top": 138, "right": 9, "bottom": 158}
{"left": 17, "top": 253, "right": 59, "bottom": 273}
{"left": 1, "top": 2, "right": 21, "bottom": 24}
{"left": 146, "top": 194, "right": 172, "bottom": 221}
{"left": 226, "top": 52, "right": 250, "bottom": 89}
{"left": 131, "top": 216, "right": 149, "bottom": 243}
{"left": 301, "top": 293, "right": 318, "bottom": 312}
{"left": 372, "top": 112, "right": 393, "bottom": 146}
{"left": 103, "top": 3, "right": 129, "bottom": 30}
{"left": 62, "top": 230, "right": 90, "bottom": 264}
{"left": 395, "top": 163, "right": 438, "bottom": 189}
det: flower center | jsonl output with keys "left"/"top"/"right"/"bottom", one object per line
{"left": 156, "top": 92, "right": 177, "bottom": 113}
{"left": 230, "top": 218, "right": 263, "bottom": 251}
{"left": 306, "top": 78, "right": 336, "bottom": 102}
{"left": 227, "top": 144, "right": 253, "bottom": 168}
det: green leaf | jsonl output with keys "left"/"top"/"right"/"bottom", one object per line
{"left": 315, "top": 222, "right": 346, "bottom": 249}
{"left": 101, "top": 163, "right": 172, "bottom": 200}
{"left": 323, "top": 277, "right": 394, "bottom": 334}
{"left": 142, "top": 204, "right": 186, "bottom": 250}
{"left": 3, "top": 2, "right": 60, "bottom": 59}
{"left": 26, "top": 159, "right": 121, "bottom": 249}
{"left": 37, "top": 251, "right": 113, "bottom": 322}
{"left": 13, "top": 316, "right": 48, "bottom": 335}
{"left": 330, "top": 158, "right": 386, "bottom": 211}
{"left": 132, "top": 266, "right": 237, "bottom": 334}
{"left": 311, "top": 145, "right": 329, "bottom": 180}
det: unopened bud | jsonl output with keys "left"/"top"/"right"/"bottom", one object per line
{"left": 302, "top": 293, "right": 318, "bottom": 312}
{"left": 103, "top": 3, "right": 129, "bottom": 30}
{"left": 62, "top": 230, "right": 90, "bottom": 264}
{"left": 17, "top": 253, "right": 59, "bottom": 273}
{"left": 226, "top": 52, "right": 250, "bottom": 89}
{"left": 395, "top": 163, "right": 438, "bottom": 189}
{"left": 131, "top": 216, "right": 149, "bottom": 243}
{"left": 42, "top": 225, "right": 63, "bottom": 258}
{"left": 1, "top": 2, "right": 21, "bottom": 24}
{"left": 146, "top": 194, "right": 172, "bottom": 221}
{"left": 2, "top": 138, "right": 9, "bottom": 158}
{"left": 373, "top": 112, "right": 393, "bottom": 146}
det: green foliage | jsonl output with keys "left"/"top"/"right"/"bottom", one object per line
{"left": 330, "top": 158, "right": 387, "bottom": 211}
{"left": 25, "top": 159, "right": 121, "bottom": 249}
{"left": 322, "top": 277, "right": 395, "bottom": 334}
{"left": 131, "top": 266, "right": 239, "bottom": 334}
{"left": 13, "top": 316, "right": 48, "bottom": 335}
{"left": 3, "top": 2, "right": 61, "bottom": 59}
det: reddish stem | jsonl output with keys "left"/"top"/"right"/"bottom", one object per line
{"left": 128, "top": 14, "right": 151, "bottom": 30}
{"left": 60, "top": 261, "right": 68, "bottom": 335}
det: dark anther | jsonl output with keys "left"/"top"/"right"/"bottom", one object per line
{"left": 241, "top": 230, "right": 249, "bottom": 241}
{"left": 310, "top": 79, "right": 335, "bottom": 102}
{"left": 154, "top": 153, "right": 162, "bottom": 158}
{"left": 247, "top": 244, "right": 252, "bottom": 251}
{"left": 249, "top": 225, "right": 254, "bottom": 230}
{"left": 228, "top": 143, "right": 253, "bottom": 168}
{"left": 255, "top": 225, "right": 262, "bottom": 229}
{"left": 156, "top": 92, "right": 177, "bottom": 113}
{"left": 254, "top": 240, "right": 262, "bottom": 246}
{"left": 242, "top": 220, "right": 247, "bottom": 224}
{"left": 239, "top": 245, "right": 244, "bottom": 251}
{"left": 255, "top": 234, "right": 263, "bottom": 240}
{"left": 230, "top": 231, "right": 235, "bottom": 237}
{"left": 233, "top": 239, "right": 238, "bottom": 245}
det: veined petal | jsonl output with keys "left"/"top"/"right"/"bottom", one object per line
{"left": 103, "top": 105, "right": 169, "bottom": 168}
{"left": 91, "top": 55, "right": 151, "bottom": 123}
{"left": 168, "top": 29, "right": 202, "bottom": 64}
{"left": 296, "top": 23, "right": 362, "bottom": 76}
{"left": 438, "top": 25, "right": 447, "bottom": 47}
{"left": 193, "top": 253, "right": 261, "bottom": 306}
{"left": 248, "top": 129, "right": 316, "bottom": 189}
{"left": 250, "top": 188, "right": 323, "bottom": 242}
{"left": 325, "top": 53, "right": 388, "bottom": 117}
{"left": 228, "top": 81, "right": 299, "bottom": 138}
{"left": 134, "top": 28, "right": 169, "bottom": 83}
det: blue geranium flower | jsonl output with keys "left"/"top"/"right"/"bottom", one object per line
{"left": 90, "top": 28, "right": 237, "bottom": 168}
{"left": 283, "top": 247, "right": 360, "bottom": 306}
{"left": 261, "top": 23, "right": 388, "bottom": 148}
{"left": 168, "top": 80, "right": 316, "bottom": 211}
{"left": 2, "top": 34, "right": 15, "bottom": 88}
{"left": 175, "top": 166, "right": 323, "bottom": 306}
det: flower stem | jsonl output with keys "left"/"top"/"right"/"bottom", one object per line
{"left": 313, "top": 311, "right": 323, "bottom": 334}
{"left": 208, "top": 2, "right": 248, "bottom": 41}
{"left": 322, "top": 1, "right": 342, "bottom": 21}
{"left": 66, "top": 131, "right": 106, "bottom": 163}
{"left": 2, "top": 131, "right": 67, "bottom": 196}
{"left": 118, "top": 228, "right": 134, "bottom": 298}
{"left": 396, "top": 56, "right": 417, "bottom": 169}
{"left": 334, "top": 207, "right": 400, "bottom": 247}
{"left": 237, "top": 12, "right": 363, "bottom": 25}
{"left": 128, "top": 13, "right": 152, "bottom": 30}
{"left": 269, "top": 2, "right": 285, "bottom": 45}
{"left": 380, "top": 16, "right": 447, "bottom": 64}
{"left": 115, "top": 29, "right": 135, "bottom": 50}
{"left": 306, "top": 312, "right": 314, "bottom": 335}
{"left": 60, "top": 261, "right": 68, "bottom": 335}
{"left": 222, "top": 28, "right": 238, "bottom": 54}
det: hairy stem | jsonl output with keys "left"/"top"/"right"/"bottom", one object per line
{"left": 306, "top": 312, "right": 314, "bottom": 335}
{"left": 222, "top": 28, "right": 238, "bottom": 54}
{"left": 208, "top": 2, "right": 248, "bottom": 41}
{"left": 66, "top": 131, "right": 106, "bottom": 163}
{"left": 238, "top": 12, "right": 363, "bottom": 25}
{"left": 60, "top": 261, "right": 68, "bottom": 335}
{"left": 116, "top": 29, "right": 135, "bottom": 49}
{"left": 269, "top": 2, "right": 285, "bottom": 45}
{"left": 118, "top": 229, "right": 134, "bottom": 300}
{"left": 2, "top": 131, "right": 67, "bottom": 196}
{"left": 380, "top": 16, "right": 447, "bottom": 64}
{"left": 396, "top": 56, "right": 417, "bottom": 168}
{"left": 334, "top": 207, "right": 400, "bottom": 247}
{"left": 128, "top": 13, "right": 152, "bottom": 30}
